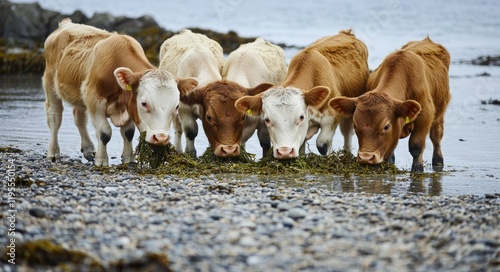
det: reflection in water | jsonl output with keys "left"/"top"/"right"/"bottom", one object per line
{"left": 409, "top": 174, "right": 443, "bottom": 196}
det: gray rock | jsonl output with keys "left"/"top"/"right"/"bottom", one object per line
{"left": 288, "top": 207, "right": 307, "bottom": 220}
{"left": 28, "top": 207, "right": 46, "bottom": 218}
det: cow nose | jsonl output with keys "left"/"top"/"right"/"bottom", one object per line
{"left": 276, "top": 147, "right": 295, "bottom": 159}
{"left": 151, "top": 133, "right": 170, "bottom": 146}
{"left": 357, "top": 152, "right": 377, "bottom": 165}
{"left": 216, "top": 144, "right": 240, "bottom": 158}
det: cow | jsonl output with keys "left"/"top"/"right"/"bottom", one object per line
{"left": 328, "top": 37, "right": 451, "bottom": 172}
{"left": 180, "top": 37, "right": 286, "bottom": 157}
{"left": 235, "top": 30, "right": 369, "bottom": 159}
{"left": 159, "top": 29, "right": 224, "bottom": 157}
{"left": 42, "top": 19, "right": 198, "bottom": 166}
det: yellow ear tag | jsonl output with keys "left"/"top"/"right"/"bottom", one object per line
{"left": 405, "top": 116, "right": 410, "bottom": 124}
{"left": 125, "top": 84, "right": 132, "bottom": 91}
{"left": 246, "top": 109, "right": 253, "bottom": 116}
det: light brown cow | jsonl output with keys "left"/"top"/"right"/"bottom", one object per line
{"left": 43, "top": 19, "right": 198, "bottom": 166}
{"left": 329, "top": 37, "right": 451, "bottom": 172}
{"left": 235, "top": 30, "right": 369, "bottom": 159}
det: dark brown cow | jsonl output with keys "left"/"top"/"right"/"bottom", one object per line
{"left": 329, "top": 37, "right": 451, "bottom": 172}
{"left": 181, "top": 80, "right": 273, "bottom": 157}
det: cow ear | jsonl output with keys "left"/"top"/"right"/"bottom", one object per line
{"left": 329, "top": 96, "right": 357, "bottom": 117}
{"left": 235, "top": 94, "right": 263, "bottom": 116}
{"left": 246, "top": 83, "right": 274, "bottom": 96}
{"left": 181, "top": 85, "right": 206, "bottom": 105}
{"left": 177, "top": 77, "right": 199, "bottom": 96}
{"left": 304, "top": 86, "right": 330, "bottom": 107}
{"left": 114, "top": 67, "right": 140, "bottom": 91}
{"left": 396, "top": 100, "right": 421, "bottom": 122}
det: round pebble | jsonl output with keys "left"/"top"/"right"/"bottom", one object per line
{"left": 0, "top": 150, "right": 498, "bottom": 272}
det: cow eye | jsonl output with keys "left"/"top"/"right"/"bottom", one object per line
{"left": 141, "top": 101, "right": 149, "bottom": 112}
{"left": 384, "top": 124, "right": 390, "bottom": 131}
{"left": 175, "top": 105, "right": 179, "bottom": 110}
{"left": 264, "top": 117, "right": 270, "bottom": 124}
{"left": 299, "top": 114, "right": 305, "bottom": 121}
{"left": 206, "top": 115, "right": 212, "bottom": 122}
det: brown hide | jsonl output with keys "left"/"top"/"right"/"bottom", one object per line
{"left": 181, "top": 80, "right": 273, "bottom": 157}
{"left": 43, "top": 19, "right": 156, "bottom": 127}
{"left": 329, "top": 37, "right": 451, "bottom": 171}
{"left": 282, "top": 29, "right": 369, "bottom": 112}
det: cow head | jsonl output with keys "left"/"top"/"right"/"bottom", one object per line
{"left": 235, "top": 86, "right": 330, "bottom": 159}
{"left": 329, "top": 92, "right": 421, "bottom": 165}
{"left": 182, "top": 80, "right": 273, "bottom": 158}
{"left": 114, "top": 67, "right": 198, "bottom": 145}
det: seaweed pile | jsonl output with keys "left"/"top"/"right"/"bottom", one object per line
{"left": 135, "top": 133, "right": 404, "bottom": 178}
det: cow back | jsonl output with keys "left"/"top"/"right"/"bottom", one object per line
{"left": 283, "top": 29, "right": 369, "bottom": 112}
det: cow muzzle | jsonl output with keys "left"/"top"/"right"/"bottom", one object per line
{"left": 274, "top": 147, "right": 298, "bottom": 159}
{"left": 148, "top": 132, "right": 170, "bottom": 146}
{"left": 357, "top": 151, "right": 383, "bottom": 165}
{"left": 214, "top": 144, "right": 240, "bottom": 158}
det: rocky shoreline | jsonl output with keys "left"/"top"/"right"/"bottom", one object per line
{"left": 1, "top": 148, "right": 499, "bottom": 271}
{"left": 1, "top": 0, "right": 295, "bottom": 74}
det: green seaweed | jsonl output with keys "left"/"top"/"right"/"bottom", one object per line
{"left": 14, "top": 240, "right": 105, "bottom": 271}
{"left": 135, "top": 135, "right": 409, "bottom": 178}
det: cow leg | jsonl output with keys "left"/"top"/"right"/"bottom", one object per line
{"left": 316, "top": 116, "right": 338, "bottom": 155}
{"left": 44, "top": 88, "right": 63, "bottom": 162}
{"left": 386, "top": 153, "right": 395, "bottom": 164}
{"left": 90, "top": 101, "right": 112, "bottom": 167}
{"left": 181, "top": 112, "right": 198, "bottom": 157}
{"left": 72, "top": 106, "right": 95, "bottom": 161}
{"left": 173, "top": 115, "right": 183, "bottom": 153}
{"left": 430, "top": 117, "right": 445, "bottom": 171}
{"left": 257, "top": 121, "right": 271, "bottom": 157}
{"left": 120, "top": 121, "right": 136, "bottom": 164}
{"left": 339, "top": 117, "right": 354, "bottom": 151}
{"left": 408, "top": 128, "right": 428, "bottom": 172}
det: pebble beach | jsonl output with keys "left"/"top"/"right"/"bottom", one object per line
{"left": 1, "top": 149, "right": 499, "bottom": 271}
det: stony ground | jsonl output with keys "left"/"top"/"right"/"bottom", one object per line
{"left": 1, "top": 149, "right": 499, "bottom": 272}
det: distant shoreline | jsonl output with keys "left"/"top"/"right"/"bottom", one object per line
{"left": 1, "top": 0, "right": 498, "bottom": 75}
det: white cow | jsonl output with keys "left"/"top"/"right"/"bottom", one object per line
{"left": 159, "top": 29, "right": 225, "bottom": 156}
{"left": 222, "top": 37, "right": 287, "bottom": 155}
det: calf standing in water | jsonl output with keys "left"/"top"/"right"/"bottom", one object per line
{"left": 329, "top": 37, "right": 451, "bottom": 172}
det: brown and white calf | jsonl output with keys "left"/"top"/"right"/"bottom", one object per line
{"left": 329, "top": 37, "right": 451, "bottom": 172}
{"left": 159, "top": 29, "right": 224, "bottom": 157}
{"left": 180, "top": 37, "right": 286, "bottom": 157}
{"left": 235, "top": 30, "right": 369, "bottom": 159}
{"left": 42, "top": 19, "right": 198, "bottom": 166}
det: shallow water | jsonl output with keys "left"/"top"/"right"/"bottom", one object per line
{"left": 0, "top": 67, "right": 499, "bottom": 196}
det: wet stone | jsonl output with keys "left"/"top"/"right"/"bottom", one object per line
{"left": 288, "top": 208, "right": 307, "bottom": 220}
{"left": 28, "top": 207, "right": 46, "bottom": 218}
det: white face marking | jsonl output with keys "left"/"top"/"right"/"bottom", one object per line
{"left": 136, "top": 70, "right": 179, "bottom": 145}
{"left": 261, "top": 87, "right": 308, "bottom": 158}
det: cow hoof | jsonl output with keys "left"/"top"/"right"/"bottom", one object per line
{"left": 94, "top": 159, "right": 109, "bottom": 167}
{"left": 47, "top": 155, "right": 60, "bottom": 162}
{"left": 411, "top": 163, "right": 424, "bottom": 172}
{"left": 317, "top": 143, "right": 328, "bottom": 156}
{"left": 432, "top": 156, "right": 444, "bottom": 171}
{"left": 83, "top": 151, "right": 95, "bottom": 162}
